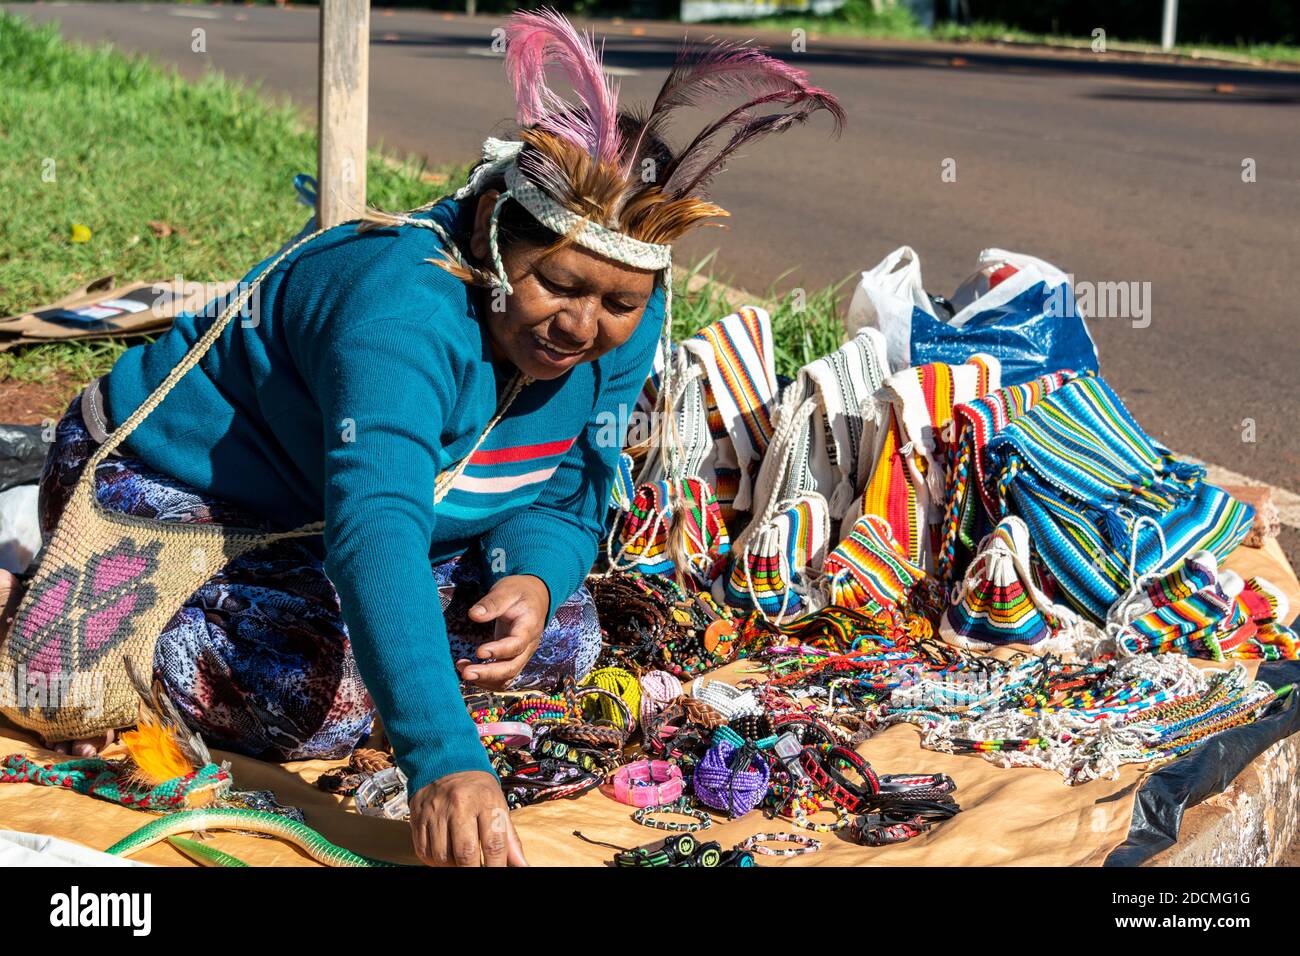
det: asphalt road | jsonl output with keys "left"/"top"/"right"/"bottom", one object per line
{"left": 7, "top": 3, "right": 1300, "bottom": 559}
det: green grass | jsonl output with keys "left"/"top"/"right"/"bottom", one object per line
{"left": 0, "top": 9, "right": 849, "bottom": 390}
{"left": 0, "top": 340, "right": 131, "bottom": 387}
{"left": 702, "top": 0, "right": 1300, "bottom": 66}
{"left": 670, "top": 252, "right": 851, "bottom": 379}
{"left": 0, "top": 10, "right": 454, "bottom": 384}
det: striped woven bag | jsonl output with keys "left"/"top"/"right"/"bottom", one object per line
{"left": 720, "top": 328, "right": 891, "bottom": 619}
{"left": 0, "top": 222, "right": 530, "bottom": 741}
{"left": 823, "top": 513, "right": 932, "bottom": 630}
{"left": 746, "top": 327, "right": 892, "bottom": 531}
{"left": 635, "top": 306, "right": 778, "bottom": 526}
{"left": 939, "top": 515, "right": 1090, "bottom": 651}
{"left": 1234, "top": 578, "right": 1299, "bottom": 661}
{"left": 848, "top": 355, "right": 1001, "bottom": 574}
{"left": 1105, "top": 552, "right": 1300, "bottom": 661}
{"left": 984, "top": 372, "right": 1254, "bottom": 623}
{"left": 936, "top": 370, "right": 1074, "bottom": 585}
{"left": 717, "top": 494, "right": 830, "bottom": 621}
{"left": 608, "top": 477, "right": 731, "bottom": 585}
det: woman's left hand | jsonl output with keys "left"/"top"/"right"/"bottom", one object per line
{"left": 458, "top": 574, "right": 550, "bottom": 690}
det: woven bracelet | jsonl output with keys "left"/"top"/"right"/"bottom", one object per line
{"left": 691, "top": 678, "right": 762, "bottom": 719}
{"left": 633, "top": 797, "right": 713, "bottom": 832}
{"left": 738, "top": 832, "right": 821, "bottom": 857}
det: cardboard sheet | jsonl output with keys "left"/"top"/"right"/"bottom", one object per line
{"left": 1, "top": 542, "right": 1296, "bottom": 867}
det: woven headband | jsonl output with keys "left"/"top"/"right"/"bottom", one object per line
{"left": 453, "top": 137, "right": 673, "bottom": 294}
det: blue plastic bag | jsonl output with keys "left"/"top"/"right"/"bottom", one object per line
{"left": 847, "top": 247, "right": 1099, "bottom": 387}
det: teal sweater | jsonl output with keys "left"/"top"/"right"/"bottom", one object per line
{"left": 105, "top": 197, "right": 663, "bottom": 795}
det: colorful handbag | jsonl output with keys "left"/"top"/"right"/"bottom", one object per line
{"left": 936, "top": 370, "right": 1074, "bottom": 585}
{"left": 722, "top": 329, "right": 891, "bottom": 619}
{"left": 983, "top": 373, "right": 1254, "bottom": 623}
{"left": 823, "top": 513, "right": 934, "bottom": 631}
{"left": 848, "top": 355, "right": 1001, "bottom": 574}
{"left": 746, "top": 327, "right": 892, "bottom": 531}
{"left": 940, "top": 515, "right": 1093, "bottom": 652}
{"left": 636, "top": 306, "right": 778, "bottom": 526}
{"left": 0, "top": 219, "right": 529, "bottom": 742}
{"left": 717, "top": 495, "right": 830, "bottom": 622}
{"left": 1108, "top": 552, "right": 1253, "bottom": 660}
{"left": 608, "top": 477, "right": 731, "bottom": 586}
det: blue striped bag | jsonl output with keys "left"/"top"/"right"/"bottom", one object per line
{"left": 983, "top": 373, "right": 1254, "bottom": 622}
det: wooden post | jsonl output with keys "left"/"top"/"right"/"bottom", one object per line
{"left": 317, "top": 0, "right": 370, "bottom": 228}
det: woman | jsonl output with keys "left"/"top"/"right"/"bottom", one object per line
{"left": 2, "top": 9, "right": 842, "bottom": 866}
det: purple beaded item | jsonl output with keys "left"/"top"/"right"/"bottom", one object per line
{"left": 692, "top": 738, "right": 771, "bottom": 818}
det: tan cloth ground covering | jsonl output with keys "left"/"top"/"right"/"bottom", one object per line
{"left": 1, "top": 541, "right": 1295, "bottom": 867}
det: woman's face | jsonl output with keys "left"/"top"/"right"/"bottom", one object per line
{"left": 470, "top": 190, "right": 658, "bottom": 381}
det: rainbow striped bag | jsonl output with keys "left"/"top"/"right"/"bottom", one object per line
{"left": 848, "top": 355, "right": 1001, "bottom": 574}
{"left": 635, "top": 306, "right": 778, "bottom": 527}
{"left": 717, "top": 494, "right": 830, "bottom": 621}
{"left": 824, "top": 513, "right": 933, "bottom": 630}
{"left": 984, "top": 373, "right": 1254, "bottom": 623}
{"left": 939, "top": 516, "right": 1087, "bottom": 651}
{"left": 936, "top": 370, "right": 1074, "bottom": 585}
{"left": 720, "top": 328, "right": 891, "bottom": 619}
{"left": 608, "top": 477, "right": 731, "bottom": 585}
{"left": 1110, "top": 552, "right": 1253, "bottom": 659}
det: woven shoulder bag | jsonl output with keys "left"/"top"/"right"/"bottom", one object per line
{"left": 0, "top": 220, "right": 528, "bottom": 741}
{"left": 983, "top": 373, "right": 1253, "bottom": 623}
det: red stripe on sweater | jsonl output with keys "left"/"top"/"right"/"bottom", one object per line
{"left": 469, "top": 437, "right": 576, "bottom": 465}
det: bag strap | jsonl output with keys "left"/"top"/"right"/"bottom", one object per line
{"left": 80, "top": 212, "right": 530, "bottom": 536}
{"left": 86, "top": 225, "right": 331, "bottom": 472}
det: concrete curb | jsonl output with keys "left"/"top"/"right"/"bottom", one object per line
{"left": 1148, "top": 729, "right": 1300, "bottom": 866}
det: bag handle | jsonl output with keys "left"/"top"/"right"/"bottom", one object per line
{"left": 82, "top": 211, "right": 530, "bottom": 531}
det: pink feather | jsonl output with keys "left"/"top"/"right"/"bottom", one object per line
{"left": 504, "top": 8, "right": 623, "bottom": 164}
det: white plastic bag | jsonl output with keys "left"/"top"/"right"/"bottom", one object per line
{"left": 0, "top": 483, "right": 40, "bottom": 574}
{"left": 844, "top": 246, "right": 934, "bottom": 373}
{"left": 847, "top": 247, "right": 1099, "bottom": 387}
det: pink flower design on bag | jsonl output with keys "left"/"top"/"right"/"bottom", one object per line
{"left": 7, "top": 540, "right": 161, "bottom": 705}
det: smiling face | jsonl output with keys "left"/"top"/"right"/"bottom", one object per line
{"left": 468, "top": 190, "right": 658, "bottom": 381}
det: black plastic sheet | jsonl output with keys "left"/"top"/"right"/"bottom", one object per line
{"left": 1106, "top": 648, "right": 1300, "bottom": 866}
{"left": 0, "top": 424, "right": 46, "bottom": 493}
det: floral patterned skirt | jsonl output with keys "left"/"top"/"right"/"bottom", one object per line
{"left": 38, "top": 397, "right": 602, "bottom": 762}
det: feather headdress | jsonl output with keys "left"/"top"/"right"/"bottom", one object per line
{"left": 501, "top": 7, "right": 846, "bottom": 246}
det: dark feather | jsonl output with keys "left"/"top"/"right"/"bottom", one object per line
{"left": 661, "top": 90, "right": 837, "bottom": 199}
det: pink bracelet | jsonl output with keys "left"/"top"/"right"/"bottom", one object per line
{"left": 475, "top": 722, "right": 533, "bottom": 749}
{"left": 611, "top": 759, "right": 684, "bottom": 807}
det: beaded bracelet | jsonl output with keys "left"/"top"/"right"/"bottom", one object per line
{"left": 738, "top": 832, "right": 822, "bottom": 857}
{"left": 692, "top": 679, "right": 762, "bottom": 720}
{"left": 632, "top": 797, "right": 713, "bottom": 832}
{"left": 611, "top": 759, "right": 685, "bottom": 808}
{"left": 475, "top": 721, "right": 533, "bottom": 749}
{"left": 789, "top": 800, "right": 850, "bottom": 832}
{"left": 575, "top": 684, "right": 635, "bottom": 730}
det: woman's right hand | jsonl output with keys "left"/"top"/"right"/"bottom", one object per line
{"left": 409, "top": 770, "right": 528, "bottom": 867}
